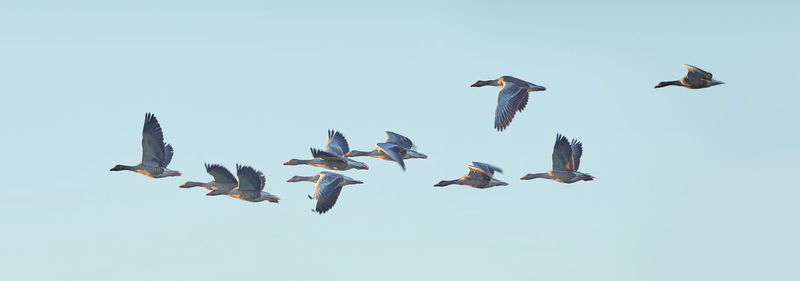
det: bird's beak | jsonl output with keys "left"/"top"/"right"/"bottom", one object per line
{"left": 353, "top": 180, "right": 364, "bottom": 184}
{"left": 532, "top": 85, "right": 546, "bottom": 91}
{"left": 179, "top": 183, "right": 187, "bottom": 188}
{"left": 710, "top": 79, "right": 725, "bottom": 86}
{"left": 470, "top": 82, "right": 479, "bottom": 87}
{"left": 283, "top": 161, "right": 291, "bottom": 165}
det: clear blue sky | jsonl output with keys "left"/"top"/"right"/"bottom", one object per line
{"left": 1, "top": 1, "right": 798, "bottom": 280}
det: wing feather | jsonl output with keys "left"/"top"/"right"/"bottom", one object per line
{"left": 236, "top": 164, "right": 265, "bottom": 200}
{"left": 468, "top": 162, "right": 503, "bottom": 177}
{"left": 376, "top": 143, "right": 407, "bottom": 170}
{"left": 552, "top": 134, "right": 574, "bottom": 171}
{"left": 325, "top": 130, "right": 350, "bottom": 156}
{"left": 684, "top": 64, "right": 713, "bottom": 80}
{"left": 570, "top": 139, "right": 583, "bottom": 171}
{"left": 385, "top": 131, "right": 416, "bottom": 150}
{"left": 494, "top": 85, "right": 528, "bottom": 131}
{"left": 313, "top": 174, "right": 345, "bottom": 214}
{"left": 141, "top": 113, "right": 167, "bottom": 167}
{"left": 205, "top": 163, "right": 238, "bottom": 185}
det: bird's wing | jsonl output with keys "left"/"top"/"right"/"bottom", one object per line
{"left": 468, "top": 162, "right": 503, "bottom": 177}
{"left": 236, "top": 164, "right": 265, "bottom": 200}
{"left": 494, "top": 84, "right": 529, "bottom": 131}
{"left": 570, "top": 139, "right": 584, "bottom": 171}
{"left": 516, "top": 91, "right": 530, "bottom": 112}
{"left": 684, "top": 64, "right": 713, "bottom": 80}
{"left": 163, "top": 144, "right": 174, "bottom": 166}
{"left": 141, "top": 113, "right": 167, "bottom": 167}
{"left": 311, "top": 148, "right": 346, "bottom": 164}
{"left": 376, "top": 143, "right": 407, "bottom": 170}
{"left": 552, "top": 134, "right": 575, "bottom": 171}
{"left": 325, "top": 130, "right": 350, "bottom": 156}
{"left": 466, "top": 167, "right": 492, "bottom": 183}
{"left": 205, "top": 163, "right": 238, "bottom": 185}
{"left": 385, "top": 131, "right": 416, "bottom": 150}
{"left": 313, "top": 174, "right": 345, "bottom": 214}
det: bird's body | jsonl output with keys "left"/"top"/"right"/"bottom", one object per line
{"left": 180, "top": 164, "right": 239, "bottom": 196}
{"left": 225, "top": 164, "right": 279, "bottom": 203}
{"left": 521, "top": 134, "right": 594, "bottom": 183}
{"left": 345, "top": 131, "right": 427, "bottom": 170}
{"left": 434, "top": 162, "right": 508, "bottom": 189}
{"left": 655, "top": 64, "right": 724, "bottom": 89}
{"left": 291, "top": 172, "right": 364, "bottom": 214}
{"left": 110, "top": 113, "right": 180, "bottom": 178}
{"left": 284, "top": 130, "right": 369, "bottom": 171}
{"left": 471, "top": 76, "right": 546, "bottom": 131}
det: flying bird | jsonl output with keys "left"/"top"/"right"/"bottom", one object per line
{"left": 471, "top": 76, "right": 546, "bottom": 131}
{"left": 225, "top": 164, "right": 280, "bottom": 203}
{"left": 521, "top": 134, "right": 594, "bottom": 183}
{"left": 655, "top": 64, "right": 724, "bottom": 89}
{"left": 294, "top": 172, "right": 364, "bottom": 214}
{"left": 284, "top": 130, "right": 369, "bottom": 171}
{"left": 434, "top": 162, "right": 508, "bottom": 188}
{"left": 344, "top": 131, "right": 427, "bottom": 171}
{"left": 179, "top": 163, "right": 238, "bottom": 196}
{"left": 110, "top": 113, "right": 180, "bottom": 178}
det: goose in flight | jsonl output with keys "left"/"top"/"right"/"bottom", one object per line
{"left": 179, "top": 164, "right": 238, "bottom": 196}
{"left": 110, "top": 113, "right": 180, "bottom": 178}
{"left": 284, "top": 130, "right": 369, "bottom": 171}
{"left": 521, "top": 134, "right": 594, "bottom": 183}
{"left": 655, "top": 64, "right": 724, "bottom": 89}
{"left": 226, "top": 164, "right": 280, "bottom": 203}
{"left": 434, "top": 162, "right": 508, "bottom": 188}
{"left": 344, "top": 131, "right": 427, "bottom": 171}
{"left": 301, "top": 172, "right": 364, "bottom": 214}
{"left": 471, "top": 76, "right": 546, "bottom": 131}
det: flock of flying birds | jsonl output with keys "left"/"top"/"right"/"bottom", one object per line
{"left": 110, "top": 64, "right": 724, "bottom": 214}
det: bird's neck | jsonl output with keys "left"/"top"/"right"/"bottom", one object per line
{"left": 657, "top": 80, "right": 682, "bottom": 88}
{"left": 111, "top": 164, "right": 137, "bottom": 171}
{"left": 347, "top": 150, "right": 374, "bottom": 157}
{"left": 474, "top": 80, "right": 500, "bottom": 87}
{"left": 183, "top": 181, "right": 206, "bottom": 188}
{"left": 289, "top": 159, "right": 312, "bottom": 165}
{"left": 289, "top": 175, "right": 317, "bottom": 183}
{"left": 523, "top": 173, "right": 550, "bottom": 180}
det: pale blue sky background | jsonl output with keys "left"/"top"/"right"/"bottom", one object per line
{"left": 1, "top": 0, "right": 798, "bottom": 280}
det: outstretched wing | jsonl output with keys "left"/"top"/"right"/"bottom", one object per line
{"left": 325, "top": 130, "right": 350, "bottom": 156}
{"left": 376, "top": 142, "right": 407, "bottom": 171}
{"left": 236, "top": 164, "right": 265, "bottom": 200}
{"left": 385, "top": 131, "right": 416, "bottom": 150}
{"left": 552, "top": 134, "right": 575, "bottom": 171}
{"left": 468, "top": 162, "right": 503, "bottom": 177}
{"left": 570, "top": 139, "right": 583, "bottom": 171}
{"left": 141, "top": 113, "right": 167, "bottom": 167}
{"left": 313, "top": 173, "right": 345, "bottom": 214}
{"left": 466, "top": 167, "right": 492, "bottom": 183}
{"left": 494, "top": 84, "right": 528, "bottom": 131}
{"left": 205, "top": 163, "right": 238, "bottom": 185}
{"left": 684, "top": 64, "right": 713, "bottom": 80}
{"left": 311, "top": 148, "right": 346, "bottom": 164}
